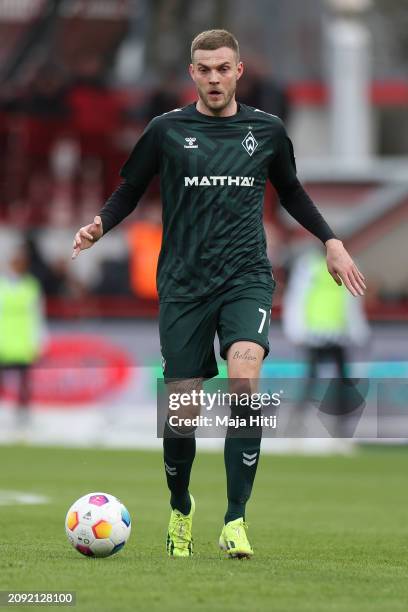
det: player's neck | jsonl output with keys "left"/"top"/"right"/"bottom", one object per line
{"left": 196, "top": 97, "right": 238, "bottom": 118}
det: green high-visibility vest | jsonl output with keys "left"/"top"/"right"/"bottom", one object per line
{"left": 0, "top": 275, "right": 42, "bottom": 364}
{"left": 305, "top": 257, "right": 347, "bottom": 333}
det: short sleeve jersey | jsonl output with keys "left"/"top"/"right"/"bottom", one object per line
{"left": 121, "top": 103, "right": 297, "bottom": 302}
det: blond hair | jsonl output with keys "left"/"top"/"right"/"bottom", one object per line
{"left": 191, "top": 29, "right": 240, "bottom": 62}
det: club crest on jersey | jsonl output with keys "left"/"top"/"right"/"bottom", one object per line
{"left": 242, "top": 131, "right": 258, "bottom": 157}
{"left": 184, "top": 137, "right": 198, "bottom": 149}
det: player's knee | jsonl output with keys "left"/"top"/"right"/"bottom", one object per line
{"left": 228, "top": 377, "right": 252, "bottom": 398}
{"left": 166, "top": 378, "right": 202, "bottom": 436}
{"left": 166, "top": 405, "right": 199, "bottom": 437}
{"left": 229, "top": 358, "right": 262, "bottom": 381}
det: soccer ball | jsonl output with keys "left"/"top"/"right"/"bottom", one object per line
{"left": 65, "top": 492, "right": 131, "bottom": 557}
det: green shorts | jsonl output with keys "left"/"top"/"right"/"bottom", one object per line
{"left": 159, "top": 282, "right": 275, "bottom": 381}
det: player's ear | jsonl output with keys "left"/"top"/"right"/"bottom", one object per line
{"left": 189, "top": 63, "right": 195, "bottom": 81}
{"left": 236, "top": 61, "right": 244, "bottom": 81}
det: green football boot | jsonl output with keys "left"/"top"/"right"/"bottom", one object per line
{"left": 219, "top": 517, "right": 254, "bottom": 559}
{"left": 166, "top": 494, "right": 195, "bottom": 557}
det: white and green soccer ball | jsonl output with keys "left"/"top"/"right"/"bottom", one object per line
{"left": 65, "top": 492, "right": 131, "bottom": 557}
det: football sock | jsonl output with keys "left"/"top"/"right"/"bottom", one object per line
{"left": 163, "top": 418, "right": 196, "bottom": 515}
{"left": 224, "top": 401, "right": 262, "bottom": 524}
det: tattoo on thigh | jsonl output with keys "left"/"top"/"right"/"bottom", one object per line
{"left": 232, "top": 349, "right": 257, "bottom": 361}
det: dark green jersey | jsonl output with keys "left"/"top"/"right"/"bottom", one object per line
{"left": 117, "top": 102, "right": 331, "bottom": 302}
{"left": 120, "top": 103, "right": 291, "bottom": 301}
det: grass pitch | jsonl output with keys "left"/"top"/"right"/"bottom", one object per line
{"left": 0, "top": 444, "right": 407, "bottom": 612}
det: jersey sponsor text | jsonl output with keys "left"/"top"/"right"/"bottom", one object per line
{"left": 184, "top": 176, "right": 255, "bottom": 187}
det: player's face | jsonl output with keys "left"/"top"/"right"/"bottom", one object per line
{"left": 189, "top": 47, "right": 243, "bottom": 115}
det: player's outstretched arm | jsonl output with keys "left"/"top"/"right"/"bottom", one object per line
{"left": 71, "top": 216, "right": 103, "bottom": 259}
{"left": 268, "top": 122, "right": 367, "bottom": 298}
{"left": 325, "top": 238, "right": 366, "bottom": 297}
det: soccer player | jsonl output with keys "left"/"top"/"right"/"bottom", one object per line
{"left": 72, "top": 29, "right": 366, "bottom": 559}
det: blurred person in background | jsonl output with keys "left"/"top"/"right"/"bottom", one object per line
{"left": 1, "top": 63, "right": 70, "bottom": 118}
{"left": 143, "top": 69, "right": 182, "bottom": 121}
{"left": 127, "top": 200, "right": 162, "bottom": 300}
{"left": 71, "top": 29, "right": 366, "bottom": 560}
{"left": 124, "top": 69, "right": 182, "bottom": 140}
{"left": 26, "top": 233, "right": 84, "bottom": 298}
{"left": 68, "top": 55, "right": 120, "bottom": 146}
{"left": 0, "top": 242, "right": 47, "bottom": 428}
{"left": 282, "top": 247, "right": 370, "bottom": 437}
{"left": 238, "top": 54, "right": 290, "bottom": 123}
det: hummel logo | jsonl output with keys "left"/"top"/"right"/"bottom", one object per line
{"left": 242, "top": 131, "right": 258, "bottom": 156}
{"left": 164, "top": 462, "right": 177, "bottom": 476}
{"left": 242, "top": 452, "right": 257, "bottom": 466}
{"left": 184, "top": 137, "right": 198, "bottom": 149}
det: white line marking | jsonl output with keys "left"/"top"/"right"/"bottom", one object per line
{"left": 0, "top": 490, "right": 50, "bottom": 506}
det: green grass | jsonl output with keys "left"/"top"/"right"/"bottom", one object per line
{"left": 0, "top": 445, "right": 407, "bottom": 611}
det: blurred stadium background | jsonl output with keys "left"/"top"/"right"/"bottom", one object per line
{"left": 0, "top": 0, "right": 407, "bottom": 449}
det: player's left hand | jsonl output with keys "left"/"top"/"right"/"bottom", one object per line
{"left": 325, "top": 238, "right": 366, "bottom": 297}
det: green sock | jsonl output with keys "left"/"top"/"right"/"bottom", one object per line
{"left": 163, "top": 419, "right": 195, "bottom": 515}
{"left": 224, "top": 403, "right": 262, "bottom": 524}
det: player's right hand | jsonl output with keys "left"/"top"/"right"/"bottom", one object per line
{"left": 72, "top": 216, "right": 103, "bottom": 259}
